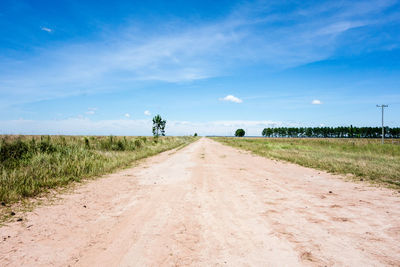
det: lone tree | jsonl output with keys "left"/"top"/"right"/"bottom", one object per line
{"left": 152, "top": 115, "right": 166, "bottom": 137}
{"left": 235, "top": 128, "right": 245, "bottom": 137}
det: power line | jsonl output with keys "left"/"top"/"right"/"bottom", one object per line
{"left": 376, "top": 104, "right": 388, "bottom": 144}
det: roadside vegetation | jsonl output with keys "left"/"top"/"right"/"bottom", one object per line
{"left": 0, "top": 135, "right": 195, "bottom": 204}
{"left": 213, "top": 137, "right": 400, "bottom": 189}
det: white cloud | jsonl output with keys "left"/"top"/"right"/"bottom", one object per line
{"left": 311, "top": 99, "right": 322, "bottom": 105}
{"left": 124, "top": 113, "right": 131, "bottom": 118}
{"left": 85, "top": 107, "right": 97, "bottom": 115}
{"left": 0, "top": 119, "right": 295, "bottom": 136}
{"left": 316, "top": 21, "right": 366, "bottom": 36}
{"left": 220, "top": 95, "right": 243, "bottom": 103}
{"left": 41, "top": 27, "right": 52, "bottom": 33}
{"left": 144, "top": 110, "right": 151, "bottom": 116}
{"left": 0, "top": 0, "right": 396, "bottom": 107}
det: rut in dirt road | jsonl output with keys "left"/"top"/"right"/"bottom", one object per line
{"left": 1, "top": 138, "right": 400, "bottom": 266}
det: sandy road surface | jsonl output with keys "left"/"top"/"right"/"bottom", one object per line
{"left": 1, "top": 138, "right": 400, "bottom": 266}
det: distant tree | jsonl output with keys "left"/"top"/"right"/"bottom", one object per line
{"left": 235, "top": 128, "right": 245, "bottom": 137}
{"left": 194, "top": 133, "right": 198, "bottom": 137}
{"left": 299, "top": 127, "right": 305, "bottom": 137}
{"left": 262, "top": 128, "right": 267, "bottom": 137}
{"left": 152, "top": 115, "right": 166, "bottom": 137}
{"left": 305, "top": 127, "right": 313, "bottom": 137}
{"left": 262, "top": 128, "right": 274, "bottom": 137}
{"left": 267, "top": 128, "right": 273, "bottom": 137}
{"left": 257, "top": 126, "right": 400, "bottom": 139}
{"left": 349, "top": 125, "right": 354, "bottom": 138}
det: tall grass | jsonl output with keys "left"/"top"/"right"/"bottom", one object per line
{"left": 0, "top": 135, "right": 195, "bottom": 203}
{"left": 213, "top": 137, "right": 400, "bottom": 189}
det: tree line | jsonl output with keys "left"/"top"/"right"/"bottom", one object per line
{"left": 261, "top": 126, "right": 400, "bottom": 138}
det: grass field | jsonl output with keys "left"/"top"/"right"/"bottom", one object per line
{"left": 213, "top": 137, "right": 400, "bottom": 189}
{"left": 0, "top": 135, "right": 195, "bottom": 204}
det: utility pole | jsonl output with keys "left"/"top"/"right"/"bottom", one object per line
{"left": 376, "top": 104, "right": 388, "bottom": 144}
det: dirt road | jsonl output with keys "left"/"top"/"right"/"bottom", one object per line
{"left": 1, "top": 138, "right": 400, "bottom": 266}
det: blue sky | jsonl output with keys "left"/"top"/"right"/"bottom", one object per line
{"left": 0, "top": 0, "right": 399, "bottom": 136}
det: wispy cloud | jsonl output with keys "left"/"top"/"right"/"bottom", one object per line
{"left": 124, "top": 113, "right": 131, "bottom": 118}
{"left": 41, "top": 27, "right": 52, "bottom": 33}
{"left": 311, "top": 99, "right": 322, "bottom": 105}
{"left": 85, "top": 107, "right": 97, "bottom": 115}
{"left": 220, "top": 95, "right": 243, "bottom": 103}
{"left": 144, "top": 110, "right": 151, "bottom": 116}
{"left": 0, "top": 0, "right": 397, "bottom": 107}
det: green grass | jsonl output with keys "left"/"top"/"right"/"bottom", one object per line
{"left": 212, "top": 137, "right": 400, "bottom": 189}
{"left": 0, "top": 135, "right": 196, "bottom": 204}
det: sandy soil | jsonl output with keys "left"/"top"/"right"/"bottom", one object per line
{"left": 1, "top": 138, "right": 400, "bottom": 266}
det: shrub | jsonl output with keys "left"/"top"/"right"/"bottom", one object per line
{"left": 84, "top": 137, "right": 90, "bottom": 149}
{"left": 115, "top": 140, "right": 125, "bottom": 151}
{"left": 0, "top": 139, "right": 30, "bottom": 163}
{"left": 39, "top": 140, "right": 57, "bottom": 153}
{"left": 134, "top": 139, "right": 142, "bottom": 149}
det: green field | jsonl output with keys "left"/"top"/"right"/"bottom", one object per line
{"left": 0, "top": 135, "right": 195, "bottom": 204}
{"left": 213, "top": 137, "right": 400, "bottom": 189}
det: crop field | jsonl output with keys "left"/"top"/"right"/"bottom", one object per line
{"left": 213, "top": 137, "right": 400, "bottom": 189}
{"left": 0, "top": 135, "right": 195, "bottom": 204}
